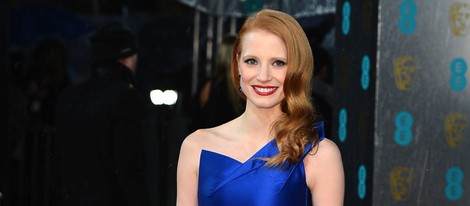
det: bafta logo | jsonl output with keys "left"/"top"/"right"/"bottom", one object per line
{"left": 390, "top": 166, "right": 414, "bottom": 202}
{"left": 393, "top": 56, "right": 418, "bottom": 91}
{"left": 450, "top": 3, "right": 470, "bottom": 37}
{"left": 445, "top": 113, "right": 468, "bottom": 148}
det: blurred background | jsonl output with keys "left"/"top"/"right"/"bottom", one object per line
{"left": 1, "top": 0, "right": 469, "bottom": 205}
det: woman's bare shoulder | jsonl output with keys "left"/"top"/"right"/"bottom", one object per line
{"left": 181, "top": 128, "right": 213, "bottom": 152}
{"left": 181, "top": 122, "right": 233, "bottom": 151}
{"left": 305, "top": 138, "right": 342, "bottom": 164}
{"left": 314, "top": 138, "right": 341, "bottom": 156}
{"left": 180, "top": 117, "right": 241, "bottom": 164}
{"left": 304, "top": 138, "right": 344, "bottom": 185}
{"left": 178, "top": 129, "right": 216, "bottom": 173}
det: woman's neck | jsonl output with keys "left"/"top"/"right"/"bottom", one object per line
{"left": 237, "top": 104, "right": 283, "bottom": 142}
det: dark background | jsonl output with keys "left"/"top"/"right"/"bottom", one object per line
{"left": 1, "top": 0, "right": 336, "bottom": 206}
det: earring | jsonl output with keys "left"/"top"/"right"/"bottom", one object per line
{"left": 238, "top": 74, "right": 243, "bottom": 93}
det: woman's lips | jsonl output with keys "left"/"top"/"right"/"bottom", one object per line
{"left": 252, "top": 85, "right": 278, "bottom": 96}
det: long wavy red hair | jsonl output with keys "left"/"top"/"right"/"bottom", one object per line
{"left": 231, "top": 9, "right": 319, "bottom": 166}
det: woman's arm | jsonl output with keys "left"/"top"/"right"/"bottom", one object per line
{"left": 176, "top": 132, "right": 201, "bottom": 206}
{"left": 304, "top": 138, "right": 345, "bottom": 206}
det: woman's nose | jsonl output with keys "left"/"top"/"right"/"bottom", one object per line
{"left": 257, "top": 65, "right": 271, "bottom": 82}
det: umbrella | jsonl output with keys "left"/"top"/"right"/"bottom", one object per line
{"left": 176, "top": 0, "right": 336, "bottom": 18}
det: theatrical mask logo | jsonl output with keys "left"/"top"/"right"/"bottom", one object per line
{"left": 390, "top": 166, "right": 414, "bottom": 202}
{"left": 393, "top": 56, "right": 418, "bottom": 91}
{"left": 445, "top": 113, "right": 468, "bottom": 148}
{"left": 450, "top": 3, "right": 470, "bottom": 37}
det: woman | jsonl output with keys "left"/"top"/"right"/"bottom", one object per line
{"left": 177, "top": 9, "right": 344, "bottom": 206}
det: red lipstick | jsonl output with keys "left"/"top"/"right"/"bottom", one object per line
{"left": 252, "top": 85, "right": 278, "bottom": 96}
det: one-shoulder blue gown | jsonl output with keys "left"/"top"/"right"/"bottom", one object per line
{"left": 198, "top": 122, "right": 325, "bottom": 206}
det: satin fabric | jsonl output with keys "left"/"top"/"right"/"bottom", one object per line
{"left": 198, "top": 122, "right": 325, "bottom": 206}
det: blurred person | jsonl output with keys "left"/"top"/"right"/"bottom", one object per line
{"left": 53, "top": 23, "right": 151, "bottom": 206}
{"left": 195, "top": 34, "right": 244, "bottom": 129}
{"left": 6, "top": 40, "right": 69, "bottom": 206}
{"left": 177, "top": 9, "right": 344, "bottom": 206}
{"left": 25, "top": 39, "right": 69, "bottom": 126}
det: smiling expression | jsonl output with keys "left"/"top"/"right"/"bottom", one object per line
{"left": 238, "top": 29, "right": 287, "bottom": 110}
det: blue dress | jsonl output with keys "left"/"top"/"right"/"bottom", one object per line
{"left": 198, "top": 122, "right": 325, "bottom": 206}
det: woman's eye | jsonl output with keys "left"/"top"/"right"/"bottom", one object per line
{"left": 244, "top": 59, "right": 257, "bottom": 65}
{"left": 273, "top": 60, "right": 286, "bottom": 67}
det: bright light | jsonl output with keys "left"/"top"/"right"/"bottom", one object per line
{"left": 150, "top": 89, "right": 178, "bottom": 105}
{"left": 150, "top": 90, "right": 164, "bottom": 105}
{"left": 163, "top": 90, "right": 178, "bottom": 105}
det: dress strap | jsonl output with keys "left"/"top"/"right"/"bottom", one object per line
{"left": 313, "top": 121, "right": 325, "bottom": 142}
{"left": 301, "top": 121, "right": 326, "bottom": 158}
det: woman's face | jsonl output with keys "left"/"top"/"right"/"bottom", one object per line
{"left": 238, "top": 29, "right": 287, "bottom": 110}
